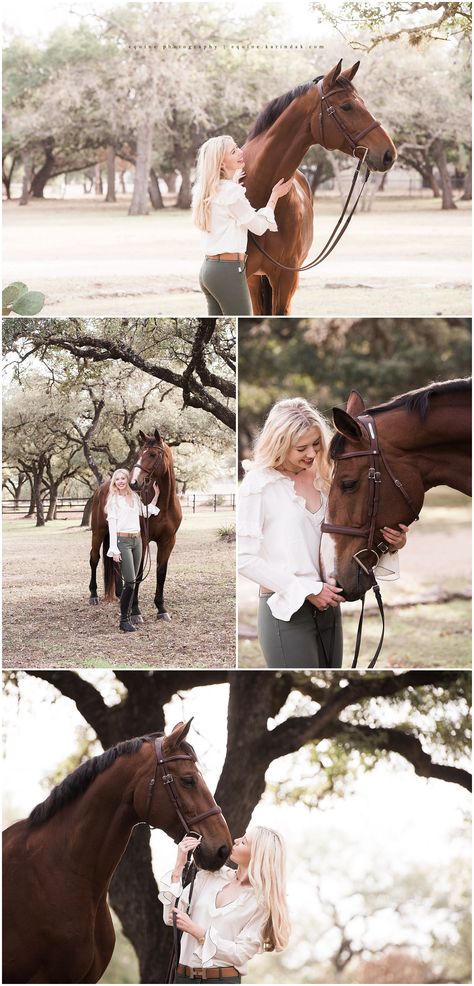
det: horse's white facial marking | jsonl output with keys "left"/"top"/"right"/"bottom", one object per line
{"left": 130, "top": 457, "right": 143, "bottom": 485}
{"left": 320, "top": 531, "right": 337, "bottom": 581}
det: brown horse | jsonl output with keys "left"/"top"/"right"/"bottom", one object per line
{"left": 89, "top": 429, "right": 182, "bottom": 622}
{"left": 321, "top": 380, "right": 472, "bottom": 601}
{"left": 3, "top": 720, "right": 232, "bottom": 984}
{"left": 243, "top": 59, "right": 396, "bottom": 315}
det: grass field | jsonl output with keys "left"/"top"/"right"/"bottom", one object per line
{"left": 3, "top": 511, "right": 236, "bottom": 668}
{"left": 238, "top": 488, "right": 472, "bottom": 668}
{"left": 3, "top": 195, "right": 471, "bottom": 316}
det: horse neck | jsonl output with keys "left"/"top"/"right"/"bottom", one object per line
{"left": 158, "top": 457, "right": 176, "bottom": 511}
{"left": 245, "top": 89, "right": 317, "bottom": 198}
{"left": 44, "top": 757, "right": 141, "bottom": 894}
{"left": 378, "top": 398, "right": 471, "bottom": 493}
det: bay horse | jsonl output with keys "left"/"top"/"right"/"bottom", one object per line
{"left": 89, "top": 429, "right": 182, "bottom": 622}
{"left": 321, "top": 379, "right": 472, "bottom": 601}
{"left": 243, "top": 59, "right": 397, "bottom": 315}
{"left": 3, "top": 720, "right": 232, "bottom": 984}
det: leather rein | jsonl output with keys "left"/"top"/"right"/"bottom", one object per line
{"left": 144, "top": 736, "right": 223, "bottom": 840}
{"left": 247, "top": 77, "right": 381, "bottom": 273}
{"left": 321, "top": 413, "right": 420, "bottom": 668}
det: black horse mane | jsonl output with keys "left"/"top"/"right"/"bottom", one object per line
{"left": 329, "top": 379, "right": 470, "bottom": 459}
{"left": 28, "top": 733, "right": 197, "bottom": 828}
{"left": 246, "top": 74, "right": 355, "bottom": 140}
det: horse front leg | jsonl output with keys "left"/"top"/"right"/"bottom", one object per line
{"left": 129, "top": 548, "right": 145, "bottom": 626}
{"left": 154, "top": 537, "right": 176, "bottom": 621}
{"left": 89, "top": 530, "right": 102, "bottom": 606}
{"left": 271, "top": 270, "right": 300, "bottom": 315}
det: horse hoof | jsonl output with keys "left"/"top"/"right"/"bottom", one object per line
{"left": 89, "top": 597, "right": 99, "bottom": 606}
{"left": 130, "top": 614, "right": 144, "bottom": 626}
{"left": 157, "top": 612, "right": 171, "bottom": 622}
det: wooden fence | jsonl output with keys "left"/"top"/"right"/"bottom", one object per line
{"left": 3, "top": 492, "right": 235, "bottom": 519}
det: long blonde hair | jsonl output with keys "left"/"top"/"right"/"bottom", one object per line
{"left": 248, "top": 826, "right": 290, "bottom": 952}
{"left": 251, "top": 397, "right": 333, "bottom": 493}
{"left": 105, "top": 468, "right": 136, "bottom": 515}
{"left": 192, "top": 135, "right": 234, "bottom": 232}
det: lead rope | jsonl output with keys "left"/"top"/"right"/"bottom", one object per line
{"left": 351, "top": 574, "right": 385, "bottom": 669}
{"left": 247, "top": 157, "right": 370, "bottom": 273}
{"left": 167, "top": 853, "right": 198, "bottom": 984}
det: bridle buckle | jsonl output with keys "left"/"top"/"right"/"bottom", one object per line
{"left": 368, "top": 467, "right": 381, "bottom": 483}
{"left": 162, "top": 772, "right": 174, "bottom": 785}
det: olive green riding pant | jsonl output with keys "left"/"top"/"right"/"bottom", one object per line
{"left": 257, "top": 594, "right": 343, "bottom": 669}
{"left": 199, "top": 258, "right": 253, "bottom": 315}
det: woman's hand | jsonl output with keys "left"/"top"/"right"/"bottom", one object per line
{"left": 152, "top": 481, "right": 160, "bottom": 501}
{"left": 268, "top": 177, "right": 293, "bottom": 208}
{"left": 172, "top": 909, "right": 206, "bottom": 941}
{"left": 382, "top": 524, "right": 409, "bottom": 552}
{"left": 308, "top": 582, "right": 345, "bottom": 610}
{"left": 174, "top": 835, "right": 202, "bottom": 873}
{"left": 113, "top": 553, "right": 121, "bottom": 563}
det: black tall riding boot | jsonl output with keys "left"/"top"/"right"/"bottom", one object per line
{"left": 119, "top": 585, "right": 136, "bottom": 632}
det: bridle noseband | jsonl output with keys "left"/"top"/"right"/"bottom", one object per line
{"left": 316, "top": 78, "right": 381, "bottom": 162}
{"left": 321, "top": 412, "right": 420, "bottom": 669}
{"left": 144, "top": 737, "right": 223, "bottom": 843}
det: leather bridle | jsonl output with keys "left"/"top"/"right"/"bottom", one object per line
{"left": 321, "top": 412, "right": 420, "bottom": 668}
{"left": 144, "top": 737, "right": 223, "bottom": 842}
{"left": 247, "top": 76, "right": 382, "bottom": 273}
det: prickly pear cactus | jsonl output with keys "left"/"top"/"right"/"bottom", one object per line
{"left": 2, "top": 282, "right": 45, "bottom": 316}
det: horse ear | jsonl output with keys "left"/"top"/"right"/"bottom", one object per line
{"left": 138, "top": 430, "right": 146, "bottom": 443}
{"left": 346, "top": 390, "right": 365, "bottom": 417}
{"left": 340, "top": 61, "right": 360, "bottom": 83}
{"left": 154, "top": 429, "right": 161, "bottom": 443}
{"left": 163, "top": 719, "right": 194, "bottom": 753}
{"left": 333, "top": 407, "right": 366, "bottom": 443}
{"left": 325, "top": 59, "right": 343, "bottom": 88}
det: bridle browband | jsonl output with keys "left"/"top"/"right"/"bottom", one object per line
{"left": 144, "top": 737, "right": 223, "bottom": 842}
{"left": 321, "top": 412, "right": 420, "bottom": 668}
{"left": 247, "top": 76, "right": 382, "bottom": 273}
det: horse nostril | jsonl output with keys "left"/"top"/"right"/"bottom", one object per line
{"left": 218, "top": 844, "right": 230, "bottom": 859}
{"left": 383, "top": 149, "right": 394, "bottom": 167}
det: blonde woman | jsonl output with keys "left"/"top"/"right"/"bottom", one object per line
{"left": 192, "top": 135, "right": 292, "bottom": 315}
{"left": 238, "top": 398, "right": 407, "bottom": 668}
{"left": 159, "top": 826, "right": 290, "bottom": 983}
{"left": 105, "top": 468, "right": 160, "bottom": 632}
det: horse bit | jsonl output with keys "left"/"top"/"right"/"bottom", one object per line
{"left": 144, "top": 736, "right": 223, "bottom": 841}
{"left": 247, "top": 77, "right": 382, "bottom": 273}
{"left": 321, "top": 412, "right": 420, "bottom": 668}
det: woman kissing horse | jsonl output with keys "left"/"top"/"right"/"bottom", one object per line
{"left": 321, "top": 379, "right": 472, "bottom": 601}
{"left": 243, "top": 59, "right": 396, "bottom": 315}
{"left": 2, "top": 720, "right": 232, "bottom": 985}
{"left": 89, "top": 429, "right": 182, "bottom": 623}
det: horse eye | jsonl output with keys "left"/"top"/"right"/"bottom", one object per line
{"left": 342, "top": 479, "right": 357, "bottom": 491}
{"left": 181, "top": 776, "right": 196, "bottom": 787}
{"left": 341, "top": 102, "right": 352, "bottom": 112}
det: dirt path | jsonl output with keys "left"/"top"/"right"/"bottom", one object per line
{"left": 3, "top": 197, "right": 470, "bottom": 317}
{"left": 3, "top": 512, "right": 236, "bottom": 668}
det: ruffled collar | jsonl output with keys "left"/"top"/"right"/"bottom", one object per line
{"left": 241, "top": 461, "right": 326, "bottom": 514}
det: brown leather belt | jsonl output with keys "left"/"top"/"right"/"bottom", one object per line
{"left": 205, "top": 252, "right": 246, "bottom": 261}
{"left": 176, "top": 964, "right": 239, "bottom": 980}
{"left": 117, "top": 531, "right": 140, "bottom": 537}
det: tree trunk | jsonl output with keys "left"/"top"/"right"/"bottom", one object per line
{"left": 94, "top": 163, "right": 103, "bottom": 196}
{"left": 359, "top": 171, "right": 384, "bottom": 213}
{"left": 30, "top": 147, "right": 56, "bottom": 198}
{"left": 80, "top": 494, "right": 94, "bottom": 527}
{"left": 2, "top": 153, "right": 18, "bottom": 200}
{"left": 129, "top": 119, "right": 153, "bottom": 216}
{"left": 326, "top": 151, "right": 346, "bottom": 206}
{"left": 431, "top": 138, "right": 456, "bottom": 209}
{"left": 105, "top": 145, "right": 116, "bottom": 203}
{"left": 148, "top": 168, "right": 164, "bottom": 209}
{"left": 19, "top": 151, "right": 32, "bottom": 206}
{"left": 461, "top": 156, "right": 472, "bottom": 201}
{"left": 32, "top": 467, "right": 45, "bottom": 527}
{"left": 46, "top": 483, "right": 59, "bottom": 522}
{"left": 176, "top": 159, "right": 193, "bottom": 209}
{"left": 163, "top": 170, "right": 178, "bottom": 194}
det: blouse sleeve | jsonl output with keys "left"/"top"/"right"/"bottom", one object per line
{"left": 227, "top": 184, "right": 278, "bottom": 236}
{"left": 238, "top": 483, "right": 323, "bottom": 621}
{"left": 193, "top": 911, "right": 263, "bottom": 969}
{"left": 106, "top": 504, "right": 119, "bottom": 557}
{"left": 158, "top": 869, "right": 193, "bottom": 926}
{"left": 138, "top": 501, "right": 160, "bottom": 517}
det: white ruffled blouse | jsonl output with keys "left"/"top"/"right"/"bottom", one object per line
{"left": 238, "top": 463, "right": 399, "bottom": 622}
{"left": 106, "top": 493, "right": 159, "bottom": 556}
{"left": 201, "top": 179, "right": 278, "bottom": 255}
{"left": 159, "top": 867, "right": 265, "bottom": 974}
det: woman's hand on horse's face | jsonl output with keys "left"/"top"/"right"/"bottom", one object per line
{"left": 172, "top": 909, "right": 205, "bottom": 940}
{"left": 176, "top": 834, "right": 202, "bottom": 866}
{"left": 308, "top": 583, "right": 345, "bottom": 609}
{"left": 382, "top": 524, "right": 408, "bottom": 551}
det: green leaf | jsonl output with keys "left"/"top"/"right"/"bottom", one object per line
{"left": 2, "top": 282, "right": 28, "bottom": 307}
{"left": 11, "top": 291, "right": 45, "bottom": 316}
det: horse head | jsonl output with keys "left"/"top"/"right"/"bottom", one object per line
{"left": 321, "top": 390, "right": 423, "bottom": 600}
{"left": 311, "top": 59, "right": 396, "bottom": 173}
{"left": 129, "top": 429, "right": 169, "bottom": 492}
{"left": 134, "top": 721, "right": 232, "bottom": 871}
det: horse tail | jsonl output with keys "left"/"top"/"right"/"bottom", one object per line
{"left": 260, "top": 275, "right": 272, "bottom": 314}
{"left": 102, "top": 528, "right": 116, "bottom": 602}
